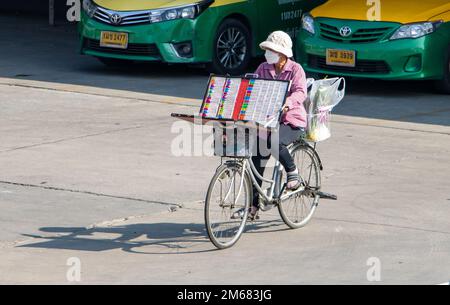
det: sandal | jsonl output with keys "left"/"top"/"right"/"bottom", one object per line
{"left": 247, "top": 206, "right": 260, "bottom": 221}
{"left": 286, "top": 170, "right": 302, "bottom": 191}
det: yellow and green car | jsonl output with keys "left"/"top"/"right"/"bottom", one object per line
{"left": 79, "top": 0, "right": 326, "bottom": 75}
{"left": 297, "top": 0, "right": 450, "bottom": 93}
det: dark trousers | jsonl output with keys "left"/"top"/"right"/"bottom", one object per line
{"left": 251, "top": 124, "right": 304, "bottom": 207}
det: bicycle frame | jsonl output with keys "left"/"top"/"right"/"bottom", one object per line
{"left": 222, "top": 146, "right": 308, "bottom": 209}
{"left": 245, "top": 158, "right": 280, "bottom": 203}
{"left": 245, "top": 157, "right": 307, "bottom": 204}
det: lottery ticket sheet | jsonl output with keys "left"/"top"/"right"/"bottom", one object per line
{"left": 200, "top": 76, "right": 290, "bottom": 128}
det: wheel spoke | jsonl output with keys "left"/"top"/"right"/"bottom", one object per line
{"left": 235, "top": 36, "right": 245, "bottom": 47}
{"left": 218, "top": 37, "right": 227, "bottom": 47}
{"left": 220, "top": 52, "right": 230, "bottom": 65}
{"left": 232, "top": 31, "right": 240, "bottom": 43}
{"left": 206, "top": 164, "right": 249, "bottom": 248}
{"left": 225, "top": 54, "right": 231, "bottom": 68}
{"left": 279, "top": 146, "right": 320, "bottom": 228}
{"left": 227, "top": 28, "right": 233, "bottom": 44}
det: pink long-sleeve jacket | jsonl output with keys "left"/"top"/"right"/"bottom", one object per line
{"left": 255, "top": 59, "right": 308, "bottom": 128}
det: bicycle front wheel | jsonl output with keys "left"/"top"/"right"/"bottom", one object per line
{"left": 205, "top": 162, "right": 252, "bottom": 249}
{"left": 278, "top": 144, "right": 321, "bottom": 229}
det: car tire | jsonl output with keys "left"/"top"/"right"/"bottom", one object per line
{"left": 97, "top": 57, "right": 133, "bottom": 68}
{"left": 435, "top": 46, "right": 450, "bottom": 94}
{"left": 208, "top": 18, "right": 252, "bottom": 76}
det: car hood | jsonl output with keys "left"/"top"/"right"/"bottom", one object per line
{"left": 311, "top": 0, "right": 450, "bottom": 24}
{"left": 93, "top": 0, "right": 200, "bottom": 11}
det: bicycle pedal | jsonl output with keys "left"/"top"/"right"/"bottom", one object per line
{"left": 231, "top": 208, "right": 246, "bottom": 220}
{"left": 317, "top": 191, "right": 338, "bottom": 200}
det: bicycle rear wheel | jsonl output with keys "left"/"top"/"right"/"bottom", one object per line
{"left": 278, "top": 144, "right": 321, "bottom": 229}
{"left": 205, "top": 162, "right": 251, "bottom": 249}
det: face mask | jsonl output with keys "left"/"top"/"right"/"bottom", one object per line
{"left": 265, "top": 50, "right": 280, "bottom": 65}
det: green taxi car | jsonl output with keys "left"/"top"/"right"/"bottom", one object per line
{"left": 297, "top": 0, "right": 450, "bottom": 93}
{"left": 79, "top": 0, "right": 326, "bottom": 75}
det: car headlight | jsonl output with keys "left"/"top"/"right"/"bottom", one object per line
{"left": 302, "top": 14, "right": 315, "bottom": 35}
{"left": 390, "top": 21, "right": 443, "bottom": 40}
{"left": 82, "top": 0, "right": 97, "bottom": 18}
{"left": 150, "top": 0, "right": 213, "bottom": 23}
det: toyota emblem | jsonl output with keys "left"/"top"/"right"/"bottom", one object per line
{"left": 110, "top": 14, "right": 122, "bottom": 25}
{"left": 339, "top": 26, "right": 352, "bottom": 37}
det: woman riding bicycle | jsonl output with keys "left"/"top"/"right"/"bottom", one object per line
{"left": 250, "top": 31, "right": 308, "bottom": 219}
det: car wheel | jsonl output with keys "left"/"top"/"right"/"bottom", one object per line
{"left": 97, "top": 57, "right": 133, "bottom": 68}
{"left": 435, "top": 46, "right": 450, "bottom": 94}
{"left": 208, "top": 18, "right": 252, "bottom": 76}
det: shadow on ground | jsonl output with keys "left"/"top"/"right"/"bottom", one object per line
{"left": 19, "top": 220, "right": 285, "bottom": 255}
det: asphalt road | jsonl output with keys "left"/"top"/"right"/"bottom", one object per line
{"left": 0, "top": 14, "right": 449, "bottom": 285}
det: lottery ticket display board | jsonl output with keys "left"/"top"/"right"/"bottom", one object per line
{"left": 200, "top": 76, "right": 290, "bottom": 128}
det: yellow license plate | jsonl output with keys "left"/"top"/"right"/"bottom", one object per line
{"left": 326, "top": 49, "right": 356, "bottom": 67}
{"left": 100, "top": 31, "right": 128, "bottom": 49}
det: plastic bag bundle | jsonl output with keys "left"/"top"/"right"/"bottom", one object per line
{"left": 306, "top": 77, "right": 345, "bottom": 142}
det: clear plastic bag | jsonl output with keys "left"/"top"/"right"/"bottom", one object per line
{"left": 309, "top": 77, "right": 346, "bottom": 111}
{"left": 307, "top": 111, "right": 332, "bottom": 142}
{"left": 306, "top": 77, "right": 345, "bottom": 142}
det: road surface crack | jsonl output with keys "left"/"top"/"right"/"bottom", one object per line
{"left": 0, "top": 180, "right": 183, "bottom": 208}
{"left": 0, "top": 125, "right": 145, "bottom": 154}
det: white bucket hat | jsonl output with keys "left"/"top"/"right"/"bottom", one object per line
{"left": 259, "top": 31, "right": 293, "bottom": 58}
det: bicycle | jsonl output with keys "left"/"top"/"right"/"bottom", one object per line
{"left": 171, "top": 75, "right": 344, "bottom": 250}
{"left": 204, "top": 126, "right": 337, "bottom": 250}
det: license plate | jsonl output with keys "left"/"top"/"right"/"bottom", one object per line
{"left": 100, "top": 31, "right": 128, "bottom": 49}
{"left": 326, "top": 49, "right": 356, "bottom": 67}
